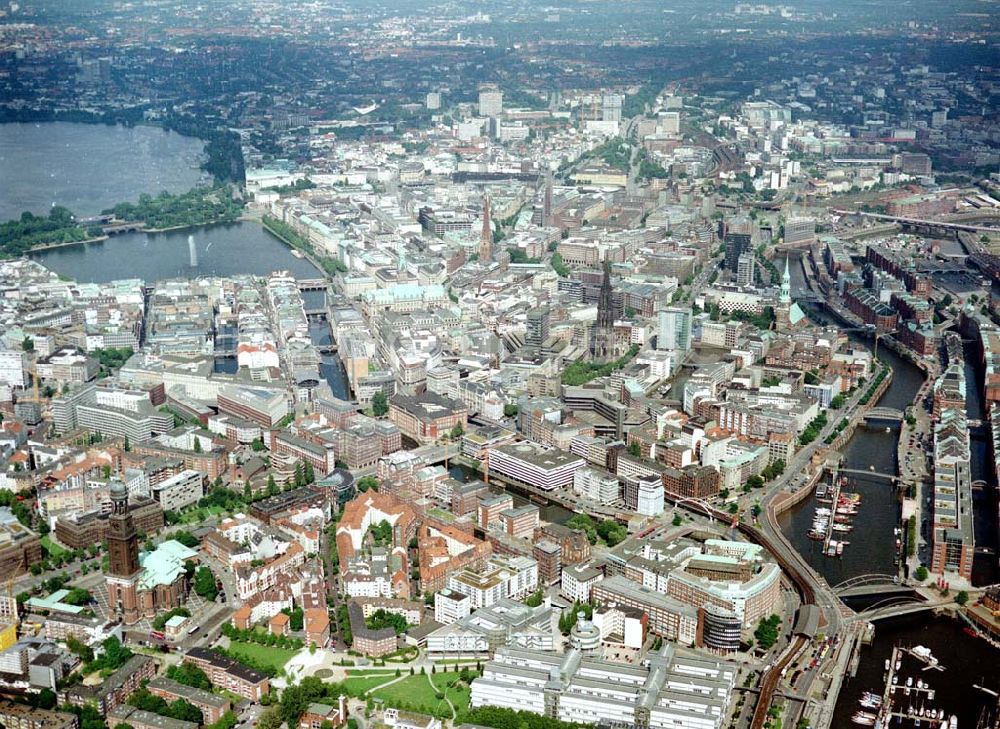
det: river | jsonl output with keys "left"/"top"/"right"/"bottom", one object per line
{"left": 0, "top": 122, "right": 207, "bottom": 220}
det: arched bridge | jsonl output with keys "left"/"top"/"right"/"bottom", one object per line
{"left": 832, "top": 573, "right": 908, "bottom": 598}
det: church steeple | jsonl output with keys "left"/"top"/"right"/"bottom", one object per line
{"left": 780, "top": 257, "right": 791, "bottom": 305}
{"left": 479, "top": 194, "right": 493, "bottom": 263}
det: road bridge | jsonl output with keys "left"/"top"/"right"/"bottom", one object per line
{"left": 832, "top": 209, "right": 1000, "bottom": 234}
{"left": 863, "top": 407, "right": 904, "bottom": 423}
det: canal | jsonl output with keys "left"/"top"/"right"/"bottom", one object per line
{"left": 776, "top": 254, "right": 925, "bottom": 585}
{"left": 447, "top": 463, "right": 574, "bottom": 525}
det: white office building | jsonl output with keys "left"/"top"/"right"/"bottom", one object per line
{"left": 636, "top": 474, "right": 665, "bottom": 516}
{"left": 657, "top": 308, "right": 693, "bottom": 352}
{"left": 572, "top": 467, "right": 620, "bottom": 504}
{"left": 561, "top": 565, "right": 604, "bottom": 603}
{"left": 447, "top": 555, "right": 538, "bottom": 609}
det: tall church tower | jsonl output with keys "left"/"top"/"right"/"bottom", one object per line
{"left": 780, "top": 257, "right": 792, "bottom": 305}
{"left": 592, "top": 260, "right": 616, "bottom": 361}
{"left": 479, "top": 194, "right": 493, "bottom": 263}
{"left": 106, "top": 480, "right": 141, "bottom": 624}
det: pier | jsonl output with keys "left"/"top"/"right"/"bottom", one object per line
{"left": 865, "top": 646, "right": 954, "bottom": 728}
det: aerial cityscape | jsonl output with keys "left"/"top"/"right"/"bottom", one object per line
{"left": 0, "top": 1, "right": 998, "bottom": 729}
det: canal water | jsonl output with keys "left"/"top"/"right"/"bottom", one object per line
{"left": 831, "top": 613, "right": 1000, "bottom": 728}
{"left": 30, "top": 221, "right": 320, "bottom": 283}
{"left": 0, "top": 122, "right": 207, "bottom": 220}
{"left": 776, "top": 254, "right": 924, "bottom": 585}
{"left": 447, "top": 464, "right": 574, "bottom": 525}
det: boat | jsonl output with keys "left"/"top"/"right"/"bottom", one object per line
{"left": 907, "top": 677, "right": 914, "bottom": 688}
{"left": 885, "top": 659, "right": 891, "bottom": 671}
{"left": 892, "top": 676, "right": 898, "bottom": 684}
{"left": 290, "top": 249, "right": 304, "bottom": 258}
{"left": 964, "top": 626, "right": 978, "bottom": 637}
{"left": 836, "top": 542, "right": 845, "bottom": 555}
{"left": 896, "top": 659, "right": 901, "bottom": 671}
{"left": 949, "top": 715, "right": 957, "bottom": 728}
{"left": 852, "top": 711, "right": 877, "bottom": 726}
{"left": 911, "top": 646, "right": 939, "bottom": 666}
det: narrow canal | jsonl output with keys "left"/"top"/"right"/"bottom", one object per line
{"left": 776, "top": 254, "right": 924, "bottom": 585}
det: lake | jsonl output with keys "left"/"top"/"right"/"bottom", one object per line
{"left": 30, "top": 221, "right": 322, "bottom": 283}
{"left": 0, "top": 122, "right": 207, "bottom": 220}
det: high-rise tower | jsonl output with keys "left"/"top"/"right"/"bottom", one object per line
{"left": 479, "top": 195, "right": 493, "bottom": 263}
{"left": 106, "top": 479, "right": 141, "bottom": 624}
{"left": 592, "top": 260, "right": 615, "bottom": 361}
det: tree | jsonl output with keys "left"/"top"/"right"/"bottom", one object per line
{"left": 450, "top": 423, "right": 465, "bottom": 439}
{"left": 257, "top": 707, "right": 284, "bottom": 729}
{"left": 672, "top": 514, "right": 683, "bottom": 527}
{"left": 914, "top": 566, "right": 929, "bottom": 582}
{"left": 372, "top": 391, "right": 389, "bottom": 417}
{"left": 303, "top": 460, "right": 315, "bottom": 484}
{"left": 955, "top": 590, "right": 969, "bottom": 606}
{"left": 357, "top": 476, "right": 379, "bottom": 493}
{"left": 21, "top": 336, "right": 33, "bottom": 352}
{"left": 504, "top": 403, "right": 519, "bottom": 418}
{"left": 627, "top": 441, "right": 641, "bottom": 457}
{"left": 294, "top": 462, "right": 304, "bottom": 488}
{"left": 194, "top": 566, "right": 219, "bottom": 601}
{"left": 266, "top": 474, "right": 279, "bottom": 496}
{"left": 193, "top": 437, "right": 202, "bottom": 454}
{"left": 123, "top": 435, "right": 130, "bottom": 452}
{"left": 244, "top": 480, "right": 253, "bottom": 502}
{"left": 36, "top": 688, "right": 57, "bottom": 710}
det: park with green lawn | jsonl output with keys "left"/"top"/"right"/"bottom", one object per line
{"left": 225, "top": 641, "right": 299, "bottom": 673}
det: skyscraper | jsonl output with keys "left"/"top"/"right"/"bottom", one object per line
{"left": 736, "top": 252, "right": 756, "bottom": 287}
{"left": 657, "top": 307, "right": 692, "bottom": 352}
{"left": 106, "top": 479, "right": 141, "bottom": 624}
{"left": 724, "top": 234, "right": 751, "bottom": 272}
{"left": 478, "top": 85, "right": 503, "bottom": 118}
{"left": 592, "top": 260, "right": 615, "bottom": 361}
{"left": 526, "top": 308, "right": 550, "bottom": 350}
{"left": 479, "top": 195, "right": 493, "bottom": 263}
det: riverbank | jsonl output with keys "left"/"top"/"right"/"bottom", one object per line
{"left": 260, "top": 215, "right": 340, "bottom": 278}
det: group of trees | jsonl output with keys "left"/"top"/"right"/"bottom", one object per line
{"left": 588, "top": 137, "right": 631, "bottom": 171}
{"left": 104, "top": 186, "right": 242, "bottom": 230}
{"left": 220, "top": 623, "right": 305, "bottom": 651}
{"left": 464, "top": 705, "right": 590, "bottom": 729}
{"left": 565, "top": 514, "right": 627, "bottom": 547}
{"left": 129, "top": 687, "right": 203, "bottom": 724}
{"left": 561, "top": 344, "right": 641, "bottom": 386}
{"left": 261, "top": 215, "right": 347, "bottom": 274}
{"left": 0, "top": 207, "right": 96, "bottom": 258}
{"left": 193, "top": 565, "right": 219, "bottom": 601}
{"left": 550, "top": 251, "right": 570, "bottom": 277}
{"left": 798, "top": 411, "right": 829, "bottom": 445}
{"left": 365, "top": 608, "right": 410, "bottom": 634}
{"left": 166, "top": 662, "right": 212, "bottom": 691}
{"left": 372, "top": 391, "right": 389, "bottom": 417}
{"left": 92, "top": 347, "right": 134, "bottom": 376}
{"left": 83, "top": 636, "right": 132, "bottom": 676}
{"left": 152, "top": 607, "right": 191, "bottom": 631}
{"left": 754, "top": 614, "right": 782, "bottom": 651}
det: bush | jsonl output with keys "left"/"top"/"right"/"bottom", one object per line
{"left": 914, "top": 566, "right": 929, "bottom": 582}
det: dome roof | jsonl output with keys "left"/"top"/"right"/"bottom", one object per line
{"left": 109, "top": 479, "right": 128, "bottom": 501}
